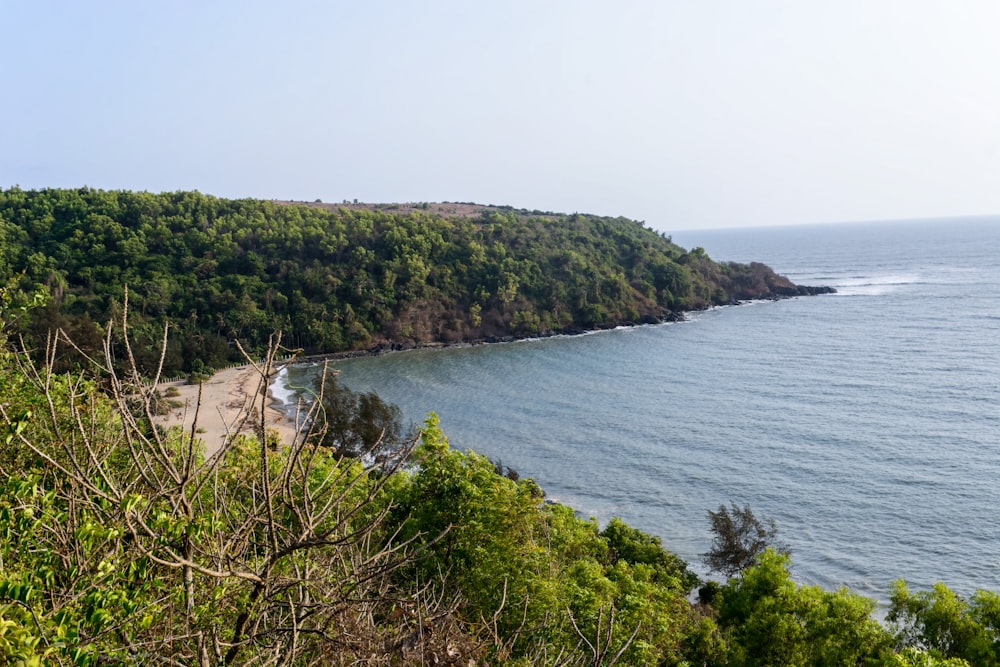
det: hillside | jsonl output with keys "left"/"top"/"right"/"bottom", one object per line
{"left": 0, "top": 187, "right": 830, "bottom": 374}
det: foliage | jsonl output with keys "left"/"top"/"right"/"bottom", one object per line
{"left": 391, "top": 415, "right": 714, "bottom": 665}
{"left": 886, "top": 648, "right": 971, "bottom": 666}
{"left": 704, "top": 502, "right": 786, "bottom": 578}
{"left": 601, "top": 516, "right": 699, "bottom": 592}
{"left": 0, "top": 326, "right": 467, "bottom": 665}
{"left": 0, "top": 186, "right": 814, "bottom": 374}
{"left": 308, "top": 367, "right": 408, "bottom": 459}
{"left": 888, "top": 581, "right": 1000, "bottom": 666}
{"left": 715, "top": 549, "right": 893, "bottom": 666}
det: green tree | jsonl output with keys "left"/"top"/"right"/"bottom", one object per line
{"left": 717, "top": 549, "right": 892, "bottom": 666}
{"left": 309, "top": 369, "right": 406, "bottom": 459}
{"left": 601, "top": 516, "right": 698, "bottom": 591}
{"left": 704, "top": 502, "right": 787, "bottom": 578}
{"left": 390, "top": 415, "right": 715, "bottom": 665}
{"left": 889, "top": 581, "right": 1000, "bottom": 666}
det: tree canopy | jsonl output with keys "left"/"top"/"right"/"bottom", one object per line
{"left": 0, "top": 187, "right": 825, "bottom": 375}
{"left": 703, "top": 502, "right": 787, "bottom": 578}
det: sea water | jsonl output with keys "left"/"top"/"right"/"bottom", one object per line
{"left": 277, "top": 217, "right": 1000, "bottom": 604}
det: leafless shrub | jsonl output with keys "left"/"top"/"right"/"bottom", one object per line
{"left": 0, "top": 290, "right": 464, "bottom": 665}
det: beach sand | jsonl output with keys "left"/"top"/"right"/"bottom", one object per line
{"left": 154, "top": 365, "right": 300, "bottom": 457}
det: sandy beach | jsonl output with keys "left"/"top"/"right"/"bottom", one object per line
{"left": 154, "top": 365, "right": 300, "bottom": 457}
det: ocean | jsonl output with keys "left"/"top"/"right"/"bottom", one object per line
{"left": 274, "top": 216, "right": 1000, "bottom": 605}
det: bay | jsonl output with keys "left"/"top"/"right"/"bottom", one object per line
{"left": 277, "top": 216, "right": 1000, "bottom": 604}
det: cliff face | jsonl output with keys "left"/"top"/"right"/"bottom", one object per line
{"left": 716, "top": 261, "right": 835, "bottom": 302}
{"left": 372, "top": 262, "right": 833, "bottom": 351}
{"left": 1, "top": 188, "right": 832, "bottom": 371}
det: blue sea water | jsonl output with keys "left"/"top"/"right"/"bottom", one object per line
{"left": 276, "top": 217, "right": 1000, "bottom": 604}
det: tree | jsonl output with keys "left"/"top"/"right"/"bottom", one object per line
{"left": 704, "top": 502, "right": 786, "bottom": 578}
{"left": 308, "top": 367, "right": 407, "bottom": 459}
{"left": 715, "top": 549, "right": 892, "bottom": 666}
{"left": 601, "top": 516, "right": 698, "bottom": 591}
{"left": 889, "top": 581, "right": 1000, "bottom": 666}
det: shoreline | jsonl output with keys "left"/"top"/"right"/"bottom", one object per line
{"left": 154, "top": 364, "right": 300, "bottom": 457}
{"left": 155, "top": 290, "right": 836, "bottom": 454}
{"left": 290, "top": 290, "right": 834, "bottom": 364}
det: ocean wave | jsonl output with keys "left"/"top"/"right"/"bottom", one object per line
{"left": 830, "top": 273, "right": 922, "bottom": 296}
{"left": 268, "top": 365, "right": 314, "bottom": 409}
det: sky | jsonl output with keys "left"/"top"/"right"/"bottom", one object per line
{"left": 3, "top": 1, "right": 999, "bottom": 231}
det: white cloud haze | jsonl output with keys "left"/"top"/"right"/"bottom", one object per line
{"left": 3, "top": 1, "right": 999, "bottom": 230}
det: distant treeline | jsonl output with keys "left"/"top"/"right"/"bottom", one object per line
{"left": 0, "top": 187, "right": 816, "bottom": 374}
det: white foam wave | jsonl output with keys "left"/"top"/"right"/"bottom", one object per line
{"left": 268, "top": 366, "right": 297, "bottom": 407}
{"left": 831, "top": 273, "right": 921, "bottom": 296}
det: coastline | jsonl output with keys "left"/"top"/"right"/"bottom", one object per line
{"left": 292, "top": 289, "right": 835, "bottom": 363}
{"left": 154, "top": 289, "right": 837, "bottom": 456}
{"left": 154, "top": 365, "right": 300, "bottom": 457}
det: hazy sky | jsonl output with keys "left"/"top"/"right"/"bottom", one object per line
{"left": 3, "top": 1, "right": 999, "bottom": 230}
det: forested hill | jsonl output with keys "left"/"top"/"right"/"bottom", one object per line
{"left": 0, "top": 187, "right": 829, "bottom": 374}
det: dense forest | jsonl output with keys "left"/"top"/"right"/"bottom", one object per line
{"left": 0, "top": 187, "right": 828, "bottom": 375}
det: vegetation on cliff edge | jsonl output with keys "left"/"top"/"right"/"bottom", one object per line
{"left": 0, "top": 187, "right": 826, "bottom": 375}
